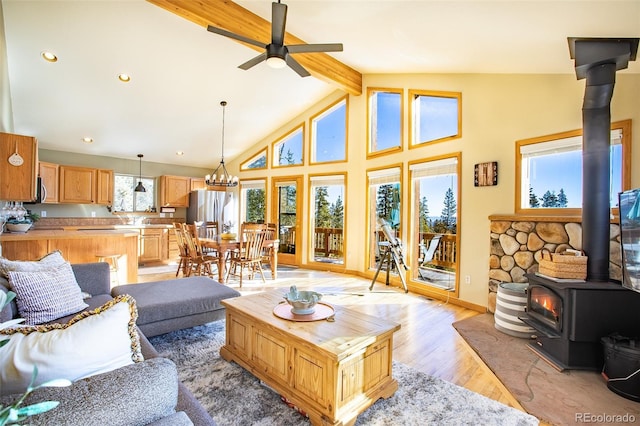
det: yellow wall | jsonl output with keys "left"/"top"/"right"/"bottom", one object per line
{"left": 230, "top": 72, "right": 640, "bottom": 308}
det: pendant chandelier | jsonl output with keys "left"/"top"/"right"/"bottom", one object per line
{"left": 134, "top": 154, "right": 146, "bottom": 192}
{"left": 205, "top": 101, "right": 238, "bottom": 188}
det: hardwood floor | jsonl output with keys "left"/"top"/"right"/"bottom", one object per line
{"left": 136, "top": 264, "right": 534, "bottom": 420}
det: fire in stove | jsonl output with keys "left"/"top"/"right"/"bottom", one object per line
{"left": 528, "top": 286, "right": 562, "bottom": 333}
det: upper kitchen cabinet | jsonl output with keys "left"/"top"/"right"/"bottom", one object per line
{"left": 96, "top": 169, "right": 114, "bottom": 205}
{"left": 0, "top": 132, "right": 38, "bottom": 201}
{"left": 190, "top": 177, "right": 206, "bottom": 191}
{"left": 38, "top": 162, "right": 59, "bottom": 203}
{"left": 59, "top": 165, "right": 96, "bottom": 204}
{"left": 159, "top": 175, "right": 190, "bottom": 207}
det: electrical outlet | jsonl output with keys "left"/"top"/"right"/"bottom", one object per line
{"left": 41, "top": 211, "right": 47, "bottom": 217}
{"left": 91, "top": 211, "right": 96, "bottom": 218}
{"left": 465, "top": 275, "right": 471, "bottom": 285}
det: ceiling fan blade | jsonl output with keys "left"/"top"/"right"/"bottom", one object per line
{"left": 207, "top": 25, "right": 266, "bottom": 49}
{"left": 238, "top": 52, "right": 268, "bottom": 70}
{"left": 285, "top": 55, "right": 310, "bottom": 77}
{"left": 271, "top": 1, "right": 287, "bottom": 46}
{"left": 287, "top": 43, "right": 344, "bottom": 54}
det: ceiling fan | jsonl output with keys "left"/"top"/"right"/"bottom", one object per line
{"left": 206, "top": 0, "right": 343, "bottom": 77}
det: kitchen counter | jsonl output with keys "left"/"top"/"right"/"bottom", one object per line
{"left": 0, "top": 229, "right": 139, "bottom": 284}
{"left": 59, "top": 224, "right": 174, "bottom": 231}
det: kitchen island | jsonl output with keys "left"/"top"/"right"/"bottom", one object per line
{"left": 0, "top": 229, "right": 139, "bottom": 283}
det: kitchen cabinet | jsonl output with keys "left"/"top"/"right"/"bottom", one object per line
{"left": 138, "top": 228, "right": 168, "bottom": 264}
{"left": 59, "top": 165, "right": 113, "bottom": 205}
{"left": 0, "top": 132, "right": 38, "bottom": 201}
{"left": 159, "top": 175, "right": 190, "bottom": 207}
{"left": 190, "top": 177, "right": 206, "bottom": 191}
{"left": 38, "top": 162, "right": 59, "bottom": 203}
{"left": 59, "top": 165, "right": 96, "bottom": 204}
{"left": 96, "top": 169, "right": 113, "bottom": 205}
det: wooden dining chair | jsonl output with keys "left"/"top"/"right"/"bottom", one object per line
{"left": 260, "top": 223, "right": 278, "bottom": 278}
{"left": 173, "top": 223, "right": 192, "bottom": 277}
{"left": 225, "top": 228, "right": 267, "bottom": 287}
{"left": 183, "top": 224, "right": 218, "bottom": 278}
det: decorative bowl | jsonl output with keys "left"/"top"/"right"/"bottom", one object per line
{"left": 220, "top": 233, "right": 236, "bottom": 240}
{"left": 6, "top": 223, "right": 31, "bottom": 233}
{"left": 283, "top": 285, "right": 322, "bottom": 315}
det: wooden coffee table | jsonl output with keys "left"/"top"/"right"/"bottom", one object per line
{"left": 220, "top": 290, "right": 401, "bottom": 426}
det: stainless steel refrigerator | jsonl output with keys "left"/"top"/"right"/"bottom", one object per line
{"left": 186, "top": 190, "right": 235, "bottom": 232}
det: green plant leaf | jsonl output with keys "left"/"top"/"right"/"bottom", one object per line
{"left": 14, "top": 401, "right": 60, "bottom": 416}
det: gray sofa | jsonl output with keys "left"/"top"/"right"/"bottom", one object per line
{"left": 0, "top": 262, "right": 241, "bottom": 426}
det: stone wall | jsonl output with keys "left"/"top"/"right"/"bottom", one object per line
{"left": 488, "top": 218, "right": 622, "bottom": 313}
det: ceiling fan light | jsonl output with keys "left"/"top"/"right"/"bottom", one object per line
{"left": 266, "top": 56, "right": 287, "bottom": 69}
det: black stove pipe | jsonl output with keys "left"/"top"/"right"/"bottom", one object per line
{"left": 582, "top": 63, "right": 615, "bottom": 282}
{"left": 569, "top": 37, "right": 638, "bottom": 282}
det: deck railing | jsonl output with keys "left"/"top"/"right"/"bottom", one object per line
{"left": 418, "top": 232, "right": 457, "bottom": 269}
{"left": 313, "top": 227, "right": 344, "bottom": 259}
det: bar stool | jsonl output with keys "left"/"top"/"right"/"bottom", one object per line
{"left": 96, "top": 253, "right": 121, "bottom": 286}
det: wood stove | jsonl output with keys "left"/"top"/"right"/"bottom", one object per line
{"left": 520, "top": 274, "right": 640, "bottom": 371}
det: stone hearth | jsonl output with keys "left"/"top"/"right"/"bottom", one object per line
{"left": 487, "top": 215, "right": 622, "bottom": 313}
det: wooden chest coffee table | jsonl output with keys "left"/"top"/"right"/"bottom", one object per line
{"left": 220, "top": 290, "right": 401, "bottom": 426}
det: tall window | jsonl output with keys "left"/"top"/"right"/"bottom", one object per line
{"left": 516, "top": 119, "right": 631, "bottom": 214}
{"left": 113, "top": 174, "right": 155, "bottom": 212}
{"left": 409, "top": 89, "right": 461, "bottom": 147}
{"left": 367, "top": 167, "right": 401, "bottom": 270}
{"left": 367, "top": 88, "right": 402, "bottom": 157}
{"left": 241, "top": 149, "right": 267, "bottom": 170}
{"left": 410, "top": 154, "right": 460, "bottom": 292}
{"left": 310, "top": 97, "right": 347, "bottom": 164}
{"left": 273, "top": 125, "right": 304, "bottom": 167}
{"left": 240, "top": 180, "right": 266, "bottom": 224}
{"left": 309, "top": 175, "right": 345, "bottom": 266}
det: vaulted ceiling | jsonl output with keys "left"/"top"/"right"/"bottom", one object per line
{"left": 2, "top": 0, "right": 638, "bottom": 168}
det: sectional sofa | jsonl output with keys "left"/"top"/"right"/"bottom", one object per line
{"left": 0, "top": 259, "right": 240, "bottom": 425}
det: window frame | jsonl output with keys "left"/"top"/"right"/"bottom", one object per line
{"left": 112, "top": 173, "right": 156, "bottom": 213}
{"left": 307, "top": 173, "right": 347, "bottom": 271}
{"left": 408, "top": 152, "right": 461, "bottom": 297}
{"left": 515, "top": 119, "right": 631, "bottom": 216}
{"left": 272, "top": 123, "right": 305, "bottom": 168}
{"left": 408, "top": 89, "right": 462, "bottom": 148}
{"left": 367, "top": 87, "right": 404, "bottom": 158}
{"left": 309, "top": 96, "right": 348, "bottom": 165}
{"left": 366, "top": 164, "right": 403, "bottom": 272}
{"left": 239, "top": 178, "right": 267, "bottom": 224}
{"left": 240, "top": 148, "right": 268, "bottom": 171}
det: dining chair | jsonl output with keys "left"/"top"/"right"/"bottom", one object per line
{"left": 173, "top": 223, "right": 192, "bottom": 277}
{"left": 417, "top": 235, "right": 442, "bottom": 280}
{"left": 260, "top": 223, "right": 277, "bottom": 277}
{"left": 201, "top": 221, "right": 220, "bottom": 256}
{"left": 225, "top": 228, "right": 267, "bottom": 287}
{"left": 183, "top": 225, "right": 218, "bottom": 278}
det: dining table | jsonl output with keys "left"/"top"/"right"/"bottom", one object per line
{"left": 199, "top": 236, "right": 279, "bottom": 283}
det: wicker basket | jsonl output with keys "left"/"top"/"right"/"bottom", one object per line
{"left": 538, "top": 249, "right": 587, "bottom": 280}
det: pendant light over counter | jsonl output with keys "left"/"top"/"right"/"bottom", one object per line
{"left": 135, "top": 154, "right": 146, "bottom": 192}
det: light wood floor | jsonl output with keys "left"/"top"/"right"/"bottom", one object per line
{"left": 137, "top": 264, "right": 536, "bottom": 421}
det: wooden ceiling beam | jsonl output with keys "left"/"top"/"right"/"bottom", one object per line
{"left": 147, "top": 0, "right": 362, "bottom": 96}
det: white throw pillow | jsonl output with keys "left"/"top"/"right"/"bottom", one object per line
{"left": 0, "top": 250, "right": 66, "bottom": 279}
{"left": 7, "top": 262, "right": 88, "bottom": 325}
{"left": 0, "top": 295, "right": 143, "bottom": 396}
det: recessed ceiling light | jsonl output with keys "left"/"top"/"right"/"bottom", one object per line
{"left": 176, "top": 151, "right": 184, "bottom": 156}
{"left": 118, "top": 73, "right": 131, "bottom": 83}
{"left": 41, "top": 51, "right": 58, "bottom": 63}
{"left": 82, "top": 137, "right": 93, "bottom": 144}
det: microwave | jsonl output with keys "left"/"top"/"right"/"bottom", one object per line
{"left": 24, "top": 177, "right": 46, "bottom": 204}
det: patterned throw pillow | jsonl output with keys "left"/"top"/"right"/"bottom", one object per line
{"left": 0, "top": 250, "right": 66, "bottom": 279}
{"left": 0, "top": 294, "right": 143, "bottom": 396}
{"left": 7, "top": 262, "right": 88, "bottom": 325}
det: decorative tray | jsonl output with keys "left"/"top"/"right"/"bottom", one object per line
{"left": 273, "top": 301, "right": 335, "bottom": 322}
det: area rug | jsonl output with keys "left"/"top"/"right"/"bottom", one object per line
{"left": 150, "top": 320, "right": 538, "bottom": 425}
{"left": 453, "top": 314, "right": 640, "bottom": 426}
